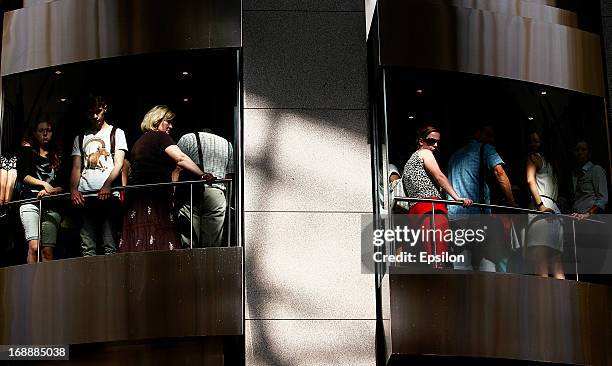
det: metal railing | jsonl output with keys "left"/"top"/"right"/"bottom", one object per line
{"left": 1, "top": 179, "right": 234, "bottom": 263}
{"left": 391, "top": 197, "right": 607, "bottom": 280}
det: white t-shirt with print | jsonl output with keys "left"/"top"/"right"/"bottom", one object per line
{"left": 71, "top": 124, "right": 128, "bottom": 193}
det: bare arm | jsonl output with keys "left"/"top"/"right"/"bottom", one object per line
{"left": 121, "top": 159, "right": 131, "bottom": 186}
{"left": 70, "top": 155, "right": 85, "bottom": 206}
{"left": 421, "top": 150, "right": 472, "bottom": 205}
{"left": 23, "top": 175, "right": 62, "bottom": 194}
{"left": 172, "top": 166, "right": 181, "bottom": 182}
{"left": 99, "top": 150, "right": 125, "bottom": 200}
{"left": 493, "top": 164, "right": 517, "bottom": 206}
{"left": 164, "top": 145, "right": 213, "bottom": 181}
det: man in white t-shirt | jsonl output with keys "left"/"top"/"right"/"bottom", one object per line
{"left": 70, "top": 96, "right": 127, "bottom": 256}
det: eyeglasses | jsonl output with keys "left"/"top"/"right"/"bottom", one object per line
{"left": 424, "top": 137, "right": 439, "bottom": 145}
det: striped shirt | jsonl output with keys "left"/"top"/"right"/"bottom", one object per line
{"left": 177, "top": 132, "right": 234, "bottom": 188}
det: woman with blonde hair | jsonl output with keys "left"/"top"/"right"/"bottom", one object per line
{"left": 120, "top": 105, "right": 214, "bottom": 252}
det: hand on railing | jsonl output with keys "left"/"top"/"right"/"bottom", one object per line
{"left": 200, "top": 173, "right": 215, "bottom": 183}
{"left": 38, "top": 185, "right": 62, "bottom": 198}
{"left": 538, "top": 205, "right": 555, "bottom": 213}
{"left": 571, "top": 212, "right": 591, "bottom": 221}
{"left": 71, "top": 190, "right": 85, "bottom": 207}
{"left": 458, "top": 197, "right": 473, "bottom": 207}
{"left": 98, "top": 184, "right": 112, "bottom": 201}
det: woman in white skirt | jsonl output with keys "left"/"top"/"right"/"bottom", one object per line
{"left": 525, "top": 131, "right": 564, "bottom": 279}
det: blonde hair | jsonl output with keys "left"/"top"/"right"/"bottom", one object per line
{"left": 140, "top": 105, "right": 175, "bottom": 132}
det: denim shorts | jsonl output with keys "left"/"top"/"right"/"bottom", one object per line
{"left": 19, "top": 203, "right": 61, "bottom": 247}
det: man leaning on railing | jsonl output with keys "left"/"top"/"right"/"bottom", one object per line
{"left": 176, "top": 128, "right": 234, "bottom": 248}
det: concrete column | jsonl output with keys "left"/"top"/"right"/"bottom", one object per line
{"left": 242, "top": 1, "right": 375, "bottom": 364}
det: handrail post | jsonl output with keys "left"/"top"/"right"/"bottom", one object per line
{"left": 37, "top": 199, "right": 42, "bottom": 262}
{"left": 190, "top": 182, "right": 194, "bottom": 250}
{"left": 431, "top": 201, "right": 437, "bottom": 268}
{"left": 226, "top": 180, "right": 232, "bottom": 247}
{"left": 572, "top": 219, "right": 579, "bottom": 282}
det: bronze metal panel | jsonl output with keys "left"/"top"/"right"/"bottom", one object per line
{"left": 377, "top": 0, "right": 604, "bottom": 97}
{"left": 524, "top": 0, "right": 557, "bottom": 6}
{"left": 431, "top": 0, "right": 577, "bottom": 28}
{"left": 386, "top": 271, "right": 612, "bottom": 365}
{"left": 1, "top": 0, "right": 241, "bottom": 76}
{"left": 0, "top": 247, "right": 244, "bottom": 345}
{"left": 23, "top": 0, "right": 57, "bottom": 7}
{"left": 40, "top": 337, "right": 226, "bottom": 366}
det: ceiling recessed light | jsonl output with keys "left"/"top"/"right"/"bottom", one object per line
{"left": 540, "top": 91, "right": 547, "bottom": 95}
{"left": 181, "top": 71, "right": 190, "bottom": 76}
{"left": 59, "top": 98, "right": 67, "bottom": 102}
{"left": 408, "top": 115, "right": 415, "bottom": 119}
{"left": 416, "top": 89, "right": 423, "bottom": 94}
{"left": 183, "top": 97, "right": 189, "bottom": 102}
{"left": 528, "top": 116, "right": 534, "bottom": 120}
{"left": 55, "top": 70, "right": 62, "bottom": 75}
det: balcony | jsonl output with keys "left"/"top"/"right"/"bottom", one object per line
{"left": 0, "top": 181, "right": 243, "bottom": 364}
{"left": 376, "top": 198, "right": 612, "bottom": 365}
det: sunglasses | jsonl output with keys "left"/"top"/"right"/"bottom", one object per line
{"left": 424, "top": 137, "right": 439, "bottom": 145}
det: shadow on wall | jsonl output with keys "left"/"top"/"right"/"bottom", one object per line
{"left": 243, "top": 104, "right": 373, "bottom": 365}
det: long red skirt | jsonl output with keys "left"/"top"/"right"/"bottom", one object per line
{"left": 119, "top": 188, "right": 179, "bottom": 252}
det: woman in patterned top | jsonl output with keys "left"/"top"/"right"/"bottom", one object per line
{"left": 0, "top": 155, "right": 17, "bottom": 205}
{"left": 402, "top": 126, "right": 472, "bottom": 264}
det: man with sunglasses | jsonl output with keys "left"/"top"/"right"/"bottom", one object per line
{"left": 70, "top": 96, "right": 127, "bottom": 257}
{"left": 447, "top": 124, "right": 517, "bottom": 272}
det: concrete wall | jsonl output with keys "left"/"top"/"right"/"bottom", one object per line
{"left": 242, "top": 1, "right": 375, "bottom": 365}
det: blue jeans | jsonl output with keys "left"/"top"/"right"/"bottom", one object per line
{"left": 79, "top": 198, "right": 120, "bottom": 256}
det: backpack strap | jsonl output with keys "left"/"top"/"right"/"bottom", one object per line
{"left": 110, "top": 126, "right": 117, "bottom": 156}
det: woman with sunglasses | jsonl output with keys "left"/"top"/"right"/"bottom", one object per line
{"left": 119, "top": 105, "right": 214, "bottom": 252}
{"left": 402, "top": 126, "right": 472, "bottom": 266}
